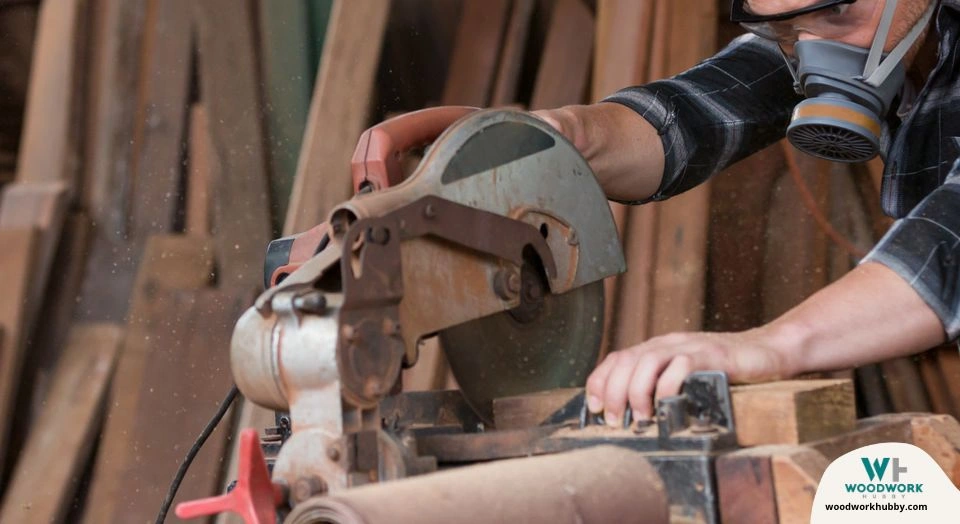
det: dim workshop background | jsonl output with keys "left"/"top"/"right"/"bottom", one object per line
{"left": 0, "top": 0, "right": 957, "bottom": 523}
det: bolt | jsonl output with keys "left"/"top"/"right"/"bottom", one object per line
{"left": 382, "top": 318, "right": 401, "bottom": 337}
{"left": 690, "top": 413, "right": 717, "bottom": 434}
{"left": 327, "top": 445, "right": 341, "bottom": 462}
{"left": 423, "top": 203, "right": 436, "bottom": 219}
{"left": 367, "top": 226, "right": 390, "bottom": 245}
{"left": 341, "top": 325, "right": 355, "bottom": 343}
{"left": 364, "top": 376, "right": 383, "bottom": 398}
{"left": 523, "top": 281, "right": 543, "bottom": 302}
{"left": 493, "top": 268, "right": 522, "bottom": 300}
{"left": 293, "top": 292, "right": 327, "bottom": 314}
{"left": 291, "top": 476, "right": 328, "bottom": 503}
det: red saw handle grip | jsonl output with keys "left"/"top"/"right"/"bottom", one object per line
{"left": 350, "top": 106, "right": 478, "bottom": 192}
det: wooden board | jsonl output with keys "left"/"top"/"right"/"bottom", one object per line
{"left": 0, "top": 228, "right": 39, "bottom": 481}
{"left": 14, "top": 0, "right": 85, "bottom": 192}
{"left": 529, "top": 0, "right": 594, "bottom": 110}
{"left": 82, "top": 0, "right": 147, "bottom": 227}
{"left": 491, "top": 0, "right": 535, "bottom": 106}
{"left": 770, "top": 446, "right": 830, "bottom": 524}
{"left": 81, "top": 235, "right": 215, "bottom": 524}
{"left": 493, "top": 388, "right": 581, "bottom": 430}
{"left": 0, "top": 324, "right": 122, "bottom": 524}
{"left": 909, "top": 414, "right": 960, "bottom": 487}
{"left": 186, "top": 104, "right": 214, "bottom": 237}
{"left": 109, "top": 289, "right": 244, "bottom": 522}
{"left": 440, "top": 0, "right": 511, "bottom": 107}
{"left": 731, "top": 379, "right": 856, "bottom": 446}
{"left": 716, "top": 448, "right": 779, "bottom": 524}
{"left": 646, "top": 0, "right": 717, "bottom": 336}
{"left": 937, "top": 345, "right": 960, "bottom": 420}
{"left": 76, "top": 0, "right": 194, "bottom": 323}
{"left": 194, "top": 0, "right": 273, "bottom": 293}
{"left": 592, "top": 0, "right": 657, "bottom": 353}
{"left": 284, "top": 0, "right": 392, "bottom": 235}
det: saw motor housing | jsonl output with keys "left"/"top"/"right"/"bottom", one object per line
{"left": 229, "top": 108, "right": 626, "bottom": 496}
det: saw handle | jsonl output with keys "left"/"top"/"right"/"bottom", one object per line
{"left": 350, "top": 106, "right": 478, "bottom": 192}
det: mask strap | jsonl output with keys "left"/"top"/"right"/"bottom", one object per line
{"left": 863, "top": 0, "right": 937, "bottom": 86}
{"left": 776, "top": 44, "right": 803, "bottom": 94}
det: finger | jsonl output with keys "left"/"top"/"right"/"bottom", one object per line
{"left": 585, "top": 350, "right": 621, "bottom": 413}
{"left": 626, "top": 351, "right": 673, "bottom": 420}
{"left": 654, "top": 354, "right": 695, "bottom": 404}
{"left": 601, "top": 350, "right": 642, "bottom": 427}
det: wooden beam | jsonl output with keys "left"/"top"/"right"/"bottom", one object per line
{"left": 491, "top": 0, "right": 535, "bottom": 106}
{"left": 770, "top": 446, "right": 830, "bottom": 524}
{"left": 186, "top": 105, "right": 214, "bottom": 237}
{"left": 646, "top": 0, "right": 717, "bottom": 336}
{"left": 592, "top": 0, "right": 657, "bottom": 353}
{"left": 530, "top": 0, "right": 594, "bottom": 110}
{"left": 284, "top": 0, "right": 392, "bottom": 235}
{"left": 82, "top": 235, "right": 214, "bottom": 523}
{"left": 0, "top": 228, "right": 39, "bottom": 480}
{"left": 441, "top": 0, "right": 511, "bottom": 107}
{"left": 731, "top": 379, "right": 856, "bottom": 446}
{"left": 493, "top": 388, "right": 581, "bottom": 430}
{"left": 111, "top": 289, "right": 244, "bottom": 522}
{"left": 14, "top": 0, "right": 85, "bottom": 193}
{"left": 716, "top": 448, "right": 779, "bottom": 524}
{"left": 0, "top": 324, "right": 122, "bottom": 524}
{"left": 195, "top": 0, "right": 273, "bottom": 293}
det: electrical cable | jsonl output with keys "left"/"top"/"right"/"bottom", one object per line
{"left": 781, "top": 141, "right": 869, "bottom": 259}
{"left": 155, "top": 384, "right": 240, "bottom": 524}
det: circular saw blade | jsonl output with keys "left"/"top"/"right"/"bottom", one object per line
{"left": 438, "top": 277, "right": 604, "bottom": 426}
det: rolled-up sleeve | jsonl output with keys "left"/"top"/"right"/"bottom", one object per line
{"left": 601, "top": 34, "right": 802, "bottom": 204}
{"left": 862, "top": 159, "right": 960, "bottom": 339}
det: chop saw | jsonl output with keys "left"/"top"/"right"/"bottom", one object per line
{"left": 175, "top": 108, "right": 738, "bottom": 524}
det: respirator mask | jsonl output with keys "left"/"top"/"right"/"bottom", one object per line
{"left": 731, "top": 0, "right": 937, "bottom": 162}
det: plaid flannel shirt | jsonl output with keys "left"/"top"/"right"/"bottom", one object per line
{"left": 604, "top": 1, "right": 960, "bottom": 339}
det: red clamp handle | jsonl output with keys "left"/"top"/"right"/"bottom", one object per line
{"left": 175, "top": 429, "right": 284, "bottom": 524}
{"left": 350, "top": 106, "right": 478, "bottom": 192}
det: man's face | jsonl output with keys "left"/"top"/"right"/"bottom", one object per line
{"left": 744, "top": 0, "right": 932, "bottom": 58}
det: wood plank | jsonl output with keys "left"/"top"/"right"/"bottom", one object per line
{"left": 14, "top": 0, "right": 85, "bottom": 193}
{"left": 493, "top": 388, "right": 581, "bottom": 429}
{"left": 0, "top": 324, "right": 122, "bottom": 524}
{"left": 194, "top": 0, "right": 273, "bottom": 293}
{"left": 186, "top": 104, "right": 214, "bottom": 237}
{"left": 81, "top": 235, "right": 214, "bottom": 524}
{"left": 18, "top": 213, "right": 91, "bottom": 438}
{"left": 283, "top": 0, "right": 392, "bottom": 235}
{"left": 731, "top": 379, "right": 856, "bottom": 446}
{"left": 807, "top": 413, "right": 916, "bottom": 461}
{"left": 0, "top": 228, "right": 39, "bottom": 481}
{"left": 491, "top": 0, "right": 535, "bottom": 106}
{"left": 592, "top": 0, "right": 656, "bottom": 353}
{"left": 770, "top": 446, "right": 830, "bottom": 524}
{"left": 75, "top": 0, "right": 193, "bottom": 323}
{"left": 646, "top": 0, "right": 717, "bottom": 336}
{"left": 716, "top": 449, "right": 779, "bottom": 524}
{"left": 909, "top": 414, "right": 960, "bottom": 487}
{"left": 529, "top": 0, "right": 594, "bottom": 110}
{"left": 440, "top": 0, "right": 510, "bottom": 107}
{"left": 937, "top": 345, "right": 960, "bottom": 420}
{"left": 110, "top": 289, "right": 244, "bottom": 522}
{"left": 82, "top": 0, "right": 147, "bottom": 228}
{"left": 918, "top": 348, "right": 955, "bottom": 416}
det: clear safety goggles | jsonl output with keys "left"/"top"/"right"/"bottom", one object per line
{"left": 730, "top": 0, "right": 880, "bottom": 45}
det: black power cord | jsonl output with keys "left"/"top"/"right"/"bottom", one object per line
{"left": 155, "top": 384, "right": 240, "bottom": 524}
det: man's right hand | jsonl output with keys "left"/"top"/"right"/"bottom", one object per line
{"left": 531, "top": 103, "right": 666, "bottom": 203}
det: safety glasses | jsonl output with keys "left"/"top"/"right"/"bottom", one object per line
{"left": 731, "top": 0, "right": 869, "bottom": 44}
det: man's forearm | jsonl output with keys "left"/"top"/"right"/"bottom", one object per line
{"left": 768, "top": 261, "right": 946, "bottom": 377}
{"left": 534, "top": 103, "right": 665, "bottom": 202}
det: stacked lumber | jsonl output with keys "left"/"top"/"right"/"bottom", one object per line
{"left": 0, "top": 1, "right": 958, "bottom": 522}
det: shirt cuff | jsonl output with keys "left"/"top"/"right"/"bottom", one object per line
{"left": 601, "top": 85, "right": 687, "bottom": 205}
{"left": 861, "top": 183, "right": 960, "bottom": 339}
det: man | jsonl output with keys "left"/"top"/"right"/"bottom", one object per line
{"left": 534, "top": 0, "right": 957, "bottom": 427}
